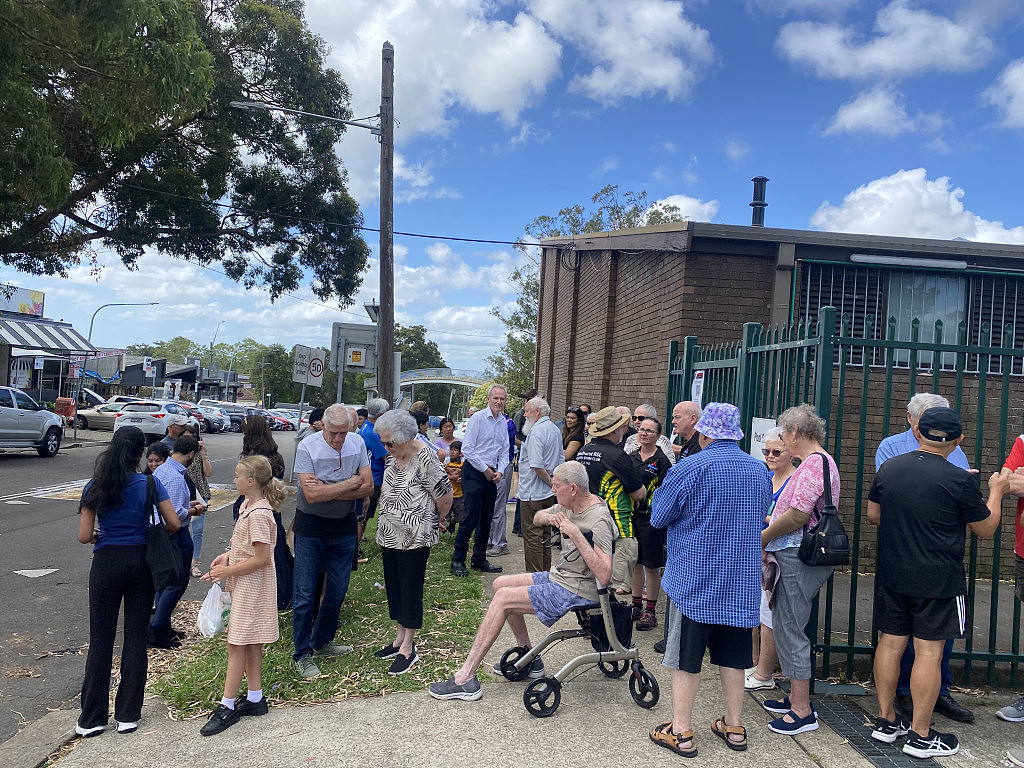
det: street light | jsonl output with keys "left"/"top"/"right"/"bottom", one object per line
{"left": 73, "top": 301, "right": 159, "bottom": 439}
{"left": 227, "top": 41, "right": 395, "bottom": 406}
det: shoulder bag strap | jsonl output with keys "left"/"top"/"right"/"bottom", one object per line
{"left": 817, "top": 452, "right": 833, "bottom": 509}
{"left": 146, "top": 475, "right": 159, "bottom": 527}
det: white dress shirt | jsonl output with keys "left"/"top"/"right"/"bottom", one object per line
{"left": 462, "top": 407, "right": 510, "bottom": 476}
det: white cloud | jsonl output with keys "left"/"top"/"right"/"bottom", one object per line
{"left": 776, "top": 1, "right": 994, "bottom": 80}
{"left": 984, "top": 58, "right": 1024, "bottom": 128}
{"left": 528, "top": 0, "right": 713, "bottom": 103}
{"left": 748, "top": 0, "right": 857, "bottom": 14}
{"left": 724, "top": 140, "right": 751, "bottom": 162}
{"left": 594, "top": 156, "right": 619, "bottom": 176}
{"left": 824, "top": 86, "right": 942, "bottom": 137}
{"left": 810, "top": 168, "right": 1024, "bottom": 243}
{"left": 654, "top": 194, "right": 719, "bottom": 222}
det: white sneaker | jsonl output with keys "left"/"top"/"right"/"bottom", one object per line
{"left": 744, "top": 671, "right": 776, "bottom": 690}
{"left": 75, "top": 724, "right": 104, "bottom": 738}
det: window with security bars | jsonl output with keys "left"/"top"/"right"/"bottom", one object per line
{"left": 798, "top": 262, "right": 1024, "bottom": 375}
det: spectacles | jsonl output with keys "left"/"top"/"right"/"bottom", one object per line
{"left": 637, "top": 428, "right": 658, "bottom": 435}
{"left": 383, "top": 440, "right": 394, "bottom": 448}
{"left": 762, "top": 448, "right": 783, "bottom": 457}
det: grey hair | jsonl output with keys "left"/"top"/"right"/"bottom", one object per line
{"left": 908, "top": 392, "right": 950, "bottom": 419}
{"left": 366, "top": 397, "right": 389, "bottom": 419}
{"left": 616, "top": 406, "right": 630, "bottom": 415}
{"left": 527, "top": 396, "right": 550, "bottom": 417}
{"left": 323, "top": 404, "right": 352, "bottom": 429}
{"left": 636, "top": 404, "right": 657, "bottom": 418}
{"left": 374, "top": 409, "right": 418, "bottom": 445}
{"left": 553, "top": 460, "right": 589, "bottom": 490}
{"left": 777, "top": 403, "right": 827, "bottom": 444}
{"left": 764, "top": 426, "right": 785, "bottom": 444}
{"left": 487, "top": 384, "right": 507, "bottom": 397}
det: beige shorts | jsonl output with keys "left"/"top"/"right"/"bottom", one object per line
{"left": 610, "top": 537, "right": 638, "bottom": 592}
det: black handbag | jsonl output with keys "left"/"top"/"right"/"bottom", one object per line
{"left": 145, "top": 475, "right": 184, "bottom": 590}
{"left": 797, "top": 453, "right": 850, "bottom": 567}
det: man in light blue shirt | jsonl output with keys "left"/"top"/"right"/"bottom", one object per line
{"left": 517, "top": 397, "right": 564, "bottom": 573}
{"left": 451, "top": 385, "right": 510, "bottom": 576}
{"left": 874, "top": 392, "right": 974, "bottom": 725}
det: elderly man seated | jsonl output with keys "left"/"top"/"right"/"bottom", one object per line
{"left": 428, "top": 460, "right": 616, "bottom": 701}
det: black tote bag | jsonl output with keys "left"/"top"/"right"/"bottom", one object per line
{"left": 145, "top": 475, "right": 184, "bottom": 590}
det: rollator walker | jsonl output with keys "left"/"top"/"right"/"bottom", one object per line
{"left": 494, "top": 537, "right": 661, "bottom": 717}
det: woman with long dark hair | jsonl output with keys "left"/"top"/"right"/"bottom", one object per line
{"left": 76, "top": 426, "right": 179, "bottom": 737}
{"left": 561, "top": 407, "right": 586, "bottom": 461}
{"left": 238, "top": 415, "right": 291, "bottom": 608}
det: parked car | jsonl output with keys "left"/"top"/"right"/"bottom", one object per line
{"left": 73, "top": 402, "right": 125, "bottom": 431}
{"left": 197, "top": 398, "right": 224, "bottom": 408}
{"left": 269, "top": 409, "right": 299, "bottom": 430}
{"left": 218, "top": 403, "right": 246, "bottom": 432}
{"left": 113, "top": 400, "right": 201, "bottom": 442}
{"left": 254, "top": 408, "right": 288, "bottom": 431}
{"left": 0, "top": 386, "right": 64, "bottom": 457}
{"left": 106, "top": 395, "right": 143, "bottom": 404}
{"left": 198, "top": 405, "right": 230, "bottom": 433}
{"left": 178, "top": 402, "right": 207, "bottom": 431}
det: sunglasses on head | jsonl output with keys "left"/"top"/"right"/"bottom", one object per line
{"left": 762, "top": 448, "right": 783, "bottom": 457}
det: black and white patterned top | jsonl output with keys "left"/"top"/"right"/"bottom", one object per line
{"left": 375, "top": 444, "right": 453, "bottom": 550}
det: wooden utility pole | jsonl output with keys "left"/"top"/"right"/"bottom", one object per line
{"left": 377, "top": 42, "right": 395, "bottom": 406}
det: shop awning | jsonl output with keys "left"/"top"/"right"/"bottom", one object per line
{"left": 0, "top": 317, "right": 96, "bottom": 355}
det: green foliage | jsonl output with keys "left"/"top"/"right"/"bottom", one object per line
{"left": 151, "top": 519, "right": 483, "bottom": 715}
{"left": 127, "top": 336, "right": 204, "bottom": 363}
{"left": 0, "top": 0, "right": 369, "bottom": 303}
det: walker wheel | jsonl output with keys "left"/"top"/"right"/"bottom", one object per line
{"left": 499, "top": 646, "right": 531, "bottom": 681}
{"left": 629, "top": 666, "right": 660, "bottom": 708}
{"left": 524, "top": 677, "right": 561, "bottom": 718}
{"left": 598, "top": 658, "right": 629, "bottom": 678}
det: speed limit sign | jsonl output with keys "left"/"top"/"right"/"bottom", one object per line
{"left": 292, "top": 345, "right": 327, "bottom": 388}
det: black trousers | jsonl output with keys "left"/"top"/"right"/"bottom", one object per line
{"left": 452, "top": 463, "right": 497, "bottom": 566}
{"left": 381, "top": 546, "right": 431, "bottom": 629}
{"left": 80, "top": 545, "right": 154, "bottom": 728}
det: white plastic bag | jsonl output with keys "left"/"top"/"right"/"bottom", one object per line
{"left": 197, "top": 582, "right": 232, "bottom": 638}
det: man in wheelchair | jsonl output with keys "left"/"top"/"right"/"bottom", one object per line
{"left": 429, "top": 460, "right": 616, "bottom": 701}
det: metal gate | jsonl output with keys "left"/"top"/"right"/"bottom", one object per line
{"left": 666, "top": 306, "right": 1024, "bottom": 686}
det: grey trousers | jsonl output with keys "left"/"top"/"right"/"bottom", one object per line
{"left": 770, "top": 546, "right": 833, "bottom": 680}
{"left": 489, "top": 470, "right": 514, "bottom": 549}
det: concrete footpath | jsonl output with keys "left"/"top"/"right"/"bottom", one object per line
{"left": 6, "top": 520, "right": 1024, "bottom": 768}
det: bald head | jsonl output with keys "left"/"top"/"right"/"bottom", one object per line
{"left": 672, "top": 401, "right": 702, "bottom": 440}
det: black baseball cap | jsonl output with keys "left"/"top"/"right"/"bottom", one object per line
{"left": 918, "top": 407, "right": 962, "bottom": 442}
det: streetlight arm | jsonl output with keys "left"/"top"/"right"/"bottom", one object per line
{"left": 229, "top": 101, "right": 381, "bottom": 136}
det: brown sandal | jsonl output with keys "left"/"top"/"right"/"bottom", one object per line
{"left": 711, "top": 716, "right": 747, "bottom": 751}
{"left": 650, "top": 722, "right": 697, "bottom": 758}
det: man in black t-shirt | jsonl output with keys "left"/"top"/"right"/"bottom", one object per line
{"left": 575, "top": 406, "right": 644, "bottom": 593}
{"left": 867, "top": 407, "right": 1006, "bottom": 758}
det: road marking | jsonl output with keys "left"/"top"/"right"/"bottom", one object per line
{"left": 14, "top": 568, "right": 58, "bottom": 578}
{"left": 0, "top": 479, "right": 88, "bottom": 503}
{"left": 5, "top": 500, "right": 30, "bottom": 505}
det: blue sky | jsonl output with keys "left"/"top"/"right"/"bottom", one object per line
{"left": 4, "top": 0, "right": 1024, "bottom": 372}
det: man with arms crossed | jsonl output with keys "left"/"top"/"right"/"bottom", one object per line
{"left": 517, "top": 397, "right": 563, "bottom": 574}
{"left": 868, "top": 407, "right": 1005, "bottom": 758}
{"left": 292, "top": 405, "right": 373, "bottom": 678}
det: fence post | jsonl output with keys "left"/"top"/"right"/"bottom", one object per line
{"left": 665, "top": 339, "right": 679, "bottom": 435}
{"left": 679, "top": 334, "right": 699, "bottom": 407}
{"left": 813, "top": 306, "right": 837, "bottom": 437}
{"left": 735, "top": 322, "right": 761, "bottom": 453}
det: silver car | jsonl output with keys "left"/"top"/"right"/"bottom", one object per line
{"left": 73, "top": 402, "right": 126, "bottom": 431}
{"left": 0, "top": 386, "right": 64, "bottom": 457}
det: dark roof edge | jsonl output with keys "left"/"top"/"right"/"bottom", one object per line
{"left": 541, "top": 221, "right": 1024, "bottom": 259}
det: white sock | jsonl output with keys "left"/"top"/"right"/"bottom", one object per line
{"left": 247, "top": 690, "right": 262, "bottom": 703}
{"left": 220, "top": 697, "right": 235, "bottom": 710}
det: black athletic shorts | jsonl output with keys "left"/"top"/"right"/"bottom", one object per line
{"left": 874, "top": 582, "right": 968, "bottom": 641}
{"left": 664, "top": 608, "right": 753, "bottom": 674}
{"left": 633, "top": 513, "right": 666, "bottom": 569}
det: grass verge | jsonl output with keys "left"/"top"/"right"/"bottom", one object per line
{"left": 152, "top": 520, "right": 484, "bottom": 718}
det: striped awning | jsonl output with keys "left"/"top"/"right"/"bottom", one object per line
{"left": 0, "top": 317, "right": 96, "bottom": 354}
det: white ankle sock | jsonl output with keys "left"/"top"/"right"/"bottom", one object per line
{"left": 220, "top": 697, "right": 236, "bottom": 710}
{"left": 247, "top": 690, "right": 262, "bottom": 703}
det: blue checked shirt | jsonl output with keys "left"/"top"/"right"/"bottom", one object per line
{"left": 651, "top": 440, "right": 771, "bottom": 628}
{"left": 153, "top": 456, "right": 191, "bottom": 521}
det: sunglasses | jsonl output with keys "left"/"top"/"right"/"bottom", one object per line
{"left": 762, "top": 448, "right": 783, "bottom": 457}
{"left": 383, "top": 440, "right": 395, "bottom": 448}
{"left": 633, "top": 415, "right": 645, "bottom": 422}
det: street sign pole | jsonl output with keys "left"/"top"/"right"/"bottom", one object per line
{"left": 289, "top": 382, "right": 308, "bottom": 483}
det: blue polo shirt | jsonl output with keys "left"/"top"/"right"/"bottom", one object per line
{"left": 361, "top": 420, "right": 387, "bottom": 485}
{"left": 875, "top": 427, "right": 970, "bottom": 471}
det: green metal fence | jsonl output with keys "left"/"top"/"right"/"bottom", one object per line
{"left": 666, "top": 306, "right": 1024, "bottom": 686}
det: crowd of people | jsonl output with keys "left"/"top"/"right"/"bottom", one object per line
{"left": 72, "top": 387, "right": 1024, "bottom": 763}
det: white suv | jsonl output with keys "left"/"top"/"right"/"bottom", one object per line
{"left": 0, "top": 386, "right": 64, "bottom": 457}
{"left": 114, "top": 400, "right": 201, "bottom": 442}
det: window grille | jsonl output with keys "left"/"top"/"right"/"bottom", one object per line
{"left": 799, "top": 262, "right": 1024, "bottom": 375}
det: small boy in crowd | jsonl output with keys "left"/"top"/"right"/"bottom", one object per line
{"left": 445, "top": 441, "right": 465, "bottom": 532}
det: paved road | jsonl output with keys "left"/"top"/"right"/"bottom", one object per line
{"left": 0, "top": 428, "right": 298, "bottom": 742}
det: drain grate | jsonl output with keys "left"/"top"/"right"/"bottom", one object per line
{"left": 813, "top": 697, "right": 939, "bottom": 768}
